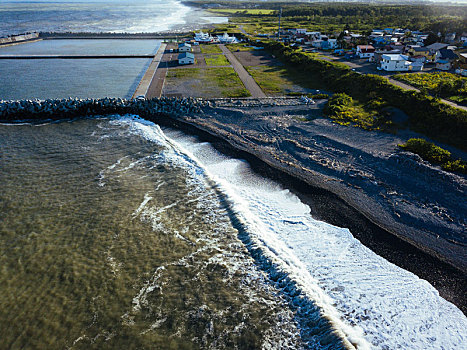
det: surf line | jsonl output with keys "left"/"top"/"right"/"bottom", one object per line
{"left": 138, "top": 118, "right": 371, "bottom": 350}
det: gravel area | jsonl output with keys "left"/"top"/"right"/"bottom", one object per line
{"left": 158, "top": 98, "right": 467, "bottom": 311}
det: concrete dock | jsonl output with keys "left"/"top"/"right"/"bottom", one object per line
{"left": 132, "top": 43, "right": 167, "bottom": 98}
{"left": 0, "top": 55, "right": 154, "bottom": 59}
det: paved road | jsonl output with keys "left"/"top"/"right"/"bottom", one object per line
{"left": 219, "top": 44, "right": 267, "bottom": 98}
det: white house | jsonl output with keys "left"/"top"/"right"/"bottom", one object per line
{"left": 380, "top": 54, "right": 423, "bottom": 71}
{"left": 178, "top": 43, "right": 192, "bottom": 52}
{"left": 356, "top": 45, "right": 375, "bottom": 58}
{"left": 328, "top": 39, "right": 338, "bottom": 49}
{"left": 178, "top": 52, "right": 195, "bottom": 65}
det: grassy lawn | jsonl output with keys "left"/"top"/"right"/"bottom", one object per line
{"left": 246, "top": 66, "right": 292, "bottom": 95}
{"left": 226, "top": 43, "right": 257, "bottom": 51}
{"left": 394, "top": 72, "right": 467, "bottom": 105}
{"left": 166, "top": 67, "right": 250, "bottom": 98}
{"left": 200, "top": 44, "right": 222, "bottom": 54}
{"left": 205, "top": 54, "right": 230, "bottom": 66}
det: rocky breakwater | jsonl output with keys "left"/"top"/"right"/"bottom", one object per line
{"left": 0, "top": 97, "right": 205, "bottom": 122}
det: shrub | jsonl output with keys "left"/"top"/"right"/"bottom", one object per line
{"left": 399, "top": 138, "right": 451, "bottom": 164}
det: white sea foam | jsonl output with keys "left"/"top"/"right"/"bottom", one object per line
{"left": 116, "top": 116, "right": 467, "bottom": 349}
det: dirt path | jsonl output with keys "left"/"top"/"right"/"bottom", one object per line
{"left": 219, "top": 44, "right": 266, "bottom": 98}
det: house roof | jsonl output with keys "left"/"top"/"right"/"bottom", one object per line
{"left": 438, "top": 49, "right": 458, "bottom": 60}
{"left": 426, "top": 42, "right": 449, "bottom": 51}
{"left": 381, "top": 54, "right": 408, "bottom": 61}
{"left": 412, "top": 47, "right": 429, "bottom": 52}
{"left": 178, "top": 53, "right": 194, "bottom": 59}
{"left": 357, "top": 45, "right": 375, "bottom": 51}
{"left": 178, "top": 42, "right": 191, "bottom": 48}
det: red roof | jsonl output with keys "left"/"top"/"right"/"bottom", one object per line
{"left": 357, "top": 45, "right": 375, "bottom": 53}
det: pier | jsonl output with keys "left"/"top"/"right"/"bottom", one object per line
{"left": 132, "top": 43, "right": 167, "bottom": 98}
{"left": 0, "top": 54, "right": 154, "bottom": 59}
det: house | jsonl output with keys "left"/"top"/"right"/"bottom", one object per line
{"left": 425, "top": 42, "right": 449, "bottom": 54}
{"left": 410, "top": 55, "right": 426, "bottom": 63}
{"left": 374, "top": 50, "right": 403, "bottom": 66}
{"left": 435, "top": 49, "right": 458, "bottom": 70}
{"left": 445, "top": 33, "right": 456, "bottom": 42}
{"left": 436, "top": 59, "right": 452, "bottom": 71}
{"left": 178, "top": 43, "right": 192, "bottom": 52}
{"left": 380, "top": 54, "right": 423, "bottom": 71}
{"left": 178, "top": 52, "right": 195, "bottom": 65}
{"left": 327, "top": 39, "right": 338, "bottom": 49}
{"left": 461, "top": 32, "right": 467, "bottom": 42}
{"left": 408, "top": 46, "right": 434, "bottom": 62}
{"left": 356, "top": 45, "right": 375, "bottom": 58}
{"left": 306, "top": 32, "right": 321, "bottom": 40}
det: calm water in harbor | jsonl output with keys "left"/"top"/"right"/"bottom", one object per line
{"left": 0, "top": 40, "right": 162, "bottom": 100}
{"left": 1, "top": 116, "right": 466, "bottom": 349}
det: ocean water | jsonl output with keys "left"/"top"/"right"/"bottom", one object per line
{"left": 0, "top": 0, "right": 226, "bottom": 36}
{"left": 0, "top": 116, "right": 466, "bottom": 349}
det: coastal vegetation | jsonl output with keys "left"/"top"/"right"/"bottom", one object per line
{"left": 393, "top": 73, "right": 467, "bottom": 106}
{"left": 323, "top": 93, "right": 393, "bottom": 130}
{"left": 260, "top": 41, "right": 467, "bottom": 151}
{"left": 399, "top": 138, "right": 466, "bottom": 174}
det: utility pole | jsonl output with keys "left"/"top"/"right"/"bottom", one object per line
{"left": 278, "top": 7, "right": 282, "bottom": 39}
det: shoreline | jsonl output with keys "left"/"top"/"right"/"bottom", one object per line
{"left": 1, "top": 97, "right": 465, "bottom": 315}
{"left": 151, "top": 112, "right": 467, "bottom": 315}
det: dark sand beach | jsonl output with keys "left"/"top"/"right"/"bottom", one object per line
{"left": 146, "top": 98, "right": 467, "bottom": 314}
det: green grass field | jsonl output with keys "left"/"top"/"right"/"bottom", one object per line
{"left": 200, "top": 44, "right": 222, "bottom": 54}
{"left": 205, "top": 55, "right": 230, "bottom": 66}
{"left": 226, "top": 43, "right": 257, "bottom": 51}
{"left": 166, "top": 67, "right": 249, "bottom": 98}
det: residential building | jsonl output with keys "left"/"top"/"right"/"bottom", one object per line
{"left": 178, "top": 52, "right": 195, "bottom": 65}
{"left": 425, "top": 42, "right": 449, "bottom": 54}
{"left": 380, "top": 54, "right": 423, "bottom": 71}
{"left": 178, "top": 43, "right": 192, "bottom": 52}
{"left": 408, "top": 46, "right": 435, "bottom": 62}
{"left": 356, "top": 45, "right": 375, "bottom": 58}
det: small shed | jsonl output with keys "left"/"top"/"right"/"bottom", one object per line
{"left": 178, "top": 52, "right": 195, "bottom": 65}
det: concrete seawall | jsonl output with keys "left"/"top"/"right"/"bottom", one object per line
{"left": 0, "top": 55, "right": 154, "bottom": 59}
{"left": 0, "top": 33, "right": 39, "bottom": 45}
{"left": 132, "top": 43, "right": 167, "bottom": 98}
